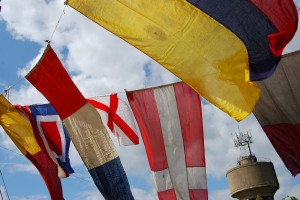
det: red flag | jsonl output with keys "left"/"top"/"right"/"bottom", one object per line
{"left": 253, "top": 50, "right": 300, "bottom": 176}
{"left": 127, "top": 82, "right": 207, "bottom": 200}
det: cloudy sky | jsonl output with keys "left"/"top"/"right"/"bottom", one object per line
{"left": 0, "top": 0, "right": 300, "bottom": 199}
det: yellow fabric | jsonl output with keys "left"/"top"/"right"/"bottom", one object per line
{"left": 0, "top": 95, "right": 41, "bottom": 155}
{"left": 67, "top": 0, "right": 260, "bottom": 121}
{"left": 63, "top": 103, "right": 118, "bottom": 169}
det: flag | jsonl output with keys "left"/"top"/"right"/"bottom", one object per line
{"left": 0, "top": 95, "right": 64, "bottom": 200}
{"left": 127, "top": 82, "right": 207, "bottom": 200}
{"left": 29, "top": 103, "right": 74, "bottom": 177}
{"left": 88, "top": 94, "right": 139, "bottom": 146}
{"left": 253, "top": 50, "right": 300, "bottom": 176}
{"left": 66, "top": 0, "right": 298, "bottom": 121}
{"left": 26, "top": 44, "right": 134, "bottom": 200}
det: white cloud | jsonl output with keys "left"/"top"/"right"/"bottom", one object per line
{"left": 11, "top": 194, "right": 49, "bottom": 200}
{"left": 6, "top": 163, "right": 38, "bottom": 175}
{"left": 0, "top": 0, "right": 300, "bottom": 199}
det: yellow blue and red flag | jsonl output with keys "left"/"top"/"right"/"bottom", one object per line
{"left": 66, "top": 0, "right": 298, "bottom": 121}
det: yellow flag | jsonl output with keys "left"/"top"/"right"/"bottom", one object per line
{"left": 66, "top": 0, "right": 262, "bottom": 121}
{"left": 0, "top": 95, "right": 41, "bottom": 155}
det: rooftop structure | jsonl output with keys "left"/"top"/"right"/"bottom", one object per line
{"left": 226, "top": 131, "right": 279, "bottom": 200}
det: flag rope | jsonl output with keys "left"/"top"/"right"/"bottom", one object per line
{"left": 48, "top": 3, "right": 67, "bottom": 43}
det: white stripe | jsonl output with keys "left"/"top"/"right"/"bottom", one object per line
{"left": 152, "top": 169, "right": 173, "bottom": 192}
{"left": 154, "top": 86, "right": 190, "bottom": 200}
{"left": 187, "top": 167, "right": 207, "bottom": 189}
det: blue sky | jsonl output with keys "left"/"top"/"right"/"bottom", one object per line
{"left": 0, "top": 1, "right": 300, "bottom": 200}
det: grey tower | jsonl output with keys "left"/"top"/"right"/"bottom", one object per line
{"left": 226, "top": 131, "right": 279, "bottom": 200}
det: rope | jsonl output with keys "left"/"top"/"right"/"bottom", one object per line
{"left": 1, "top": 3, "right": 67, "bottom": 96}
{"left": 0, "top": 145, "right": 23, "bottom": 156}
{"left": 48, "top": 4, "right": 67, "bottom": 43}
{"left": 1, "top": 76, "right": 25, "bottom": 98}
{"left": 0, "top": 144, "right": 93, "bottom": 184}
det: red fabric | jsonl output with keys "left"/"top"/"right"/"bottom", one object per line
{"left": 87, "top": 99, "right": 139, "bottom": 144}
{"left": 251, "top": 0, "right": 298, "bottom": 57}
{"left": 174, "top": 83, "right": 205, "bottom": 167}
{"left": 26, "top": 151, "right": 64, "bottom": 200}
{"left": 40, "top": 121, "right": 63, "bottom": 155}
{"left": 127, "top": 82, "right": 207, "bottom": 200}
{"left": 108, "top": 94, "right": 118, "bottom": 131}
{"left": 26, "top": 45, "right": 87, "bottom": 120}
{"left": 157, "top": 189, "right": 176, "bottom": 200}
{"left": 15, "top": 105, "right": 64, "bottom": 200}
{"left": 263, "top": 123, "right": 300, "bottom": 176}
{"left": 189, "top": 189, "right": 208, "bottom": 200}
{"left": 126, "top": 90, "right": 168, "bottom": 171}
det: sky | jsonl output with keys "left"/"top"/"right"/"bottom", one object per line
{"left": 0, "top": 0, "right": 300, "bottom": 200}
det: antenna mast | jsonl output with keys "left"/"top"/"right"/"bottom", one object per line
{"left": 233, "top": 130, "right": 254, "bottom": 158}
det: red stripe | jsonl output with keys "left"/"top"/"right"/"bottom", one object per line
{"left": 127, "top": 91, "right": 168, "bottom": 171}
{"left": 26, "top": 45, "right": 87, "bottom": 120}
{"left": 88, "top": 99, "right": 110, "bottom": 113}
{"left": 40, "top": 121, "right": 63, "bottom": 155}
{"left": 108, "top": 94, "right": 118, "bottom": 131}
{"left": 251, "top": 0, "right": 298, "bottom": 57}
{"left": 189, "top": 189, "right": 208, "bottom": 200}
{"left": 88, "top": 99, "right": 139, "bottom": 145}
{"left": 263, "top": 123, "right": 300, "bottom": 176}
{"left": 174, "top": 83, "right": 205, "bottom": 167}
{"left": 157, "top": 189, "right": 176, "bottom": 200}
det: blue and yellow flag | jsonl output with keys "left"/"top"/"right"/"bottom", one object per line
{"left": 66, "top": 0, "right": 298, "bottom": 121}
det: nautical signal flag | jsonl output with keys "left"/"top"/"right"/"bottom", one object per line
{"left": 0, "top": 95, "right": 64, "bottom": 200}
{"left": 29, "top": 103, "right": 74, "bottom": 178}
{"left": 127, "top": 82, "right": 208, "bottom": 200}
{"left": 253, "top": 50, "right": 300, "bottom": 177}
{"left": 66, "top": 0, "right": 298, "bottom": 121}
{"left": 88, "top": 94, "right": 139, "bottom": 146}
{"left": 26, "top": 44, "right": 134, "bottom": 200}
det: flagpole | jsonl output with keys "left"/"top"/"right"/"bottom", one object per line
{"left": 0, "top": 169, "right": 10, "bottom": 200}
{"left": 0, "top": 188, "right": 3, "bottom": 200}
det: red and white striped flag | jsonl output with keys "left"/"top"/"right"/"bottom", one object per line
{"left": 88, "top": 94, "right": 139, "bottom": 146}
{"left": 126, "top": 82, "right": 208, "bottom": 200}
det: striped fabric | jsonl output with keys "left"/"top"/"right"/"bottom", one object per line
{"left": 253, "top": 50, "right": 300, "bottom": 176}
{"left": 66, "top": 0, "right": 298, "bottom": 121}
{"left": 29, "top": 104, "right": 74, "bottom": 177}
{"left": 127, "top": 82, "right": 207, "bottom": 200}
{"left": 26, "top": 45, "right": 134, "bottom": 200}
{"left": 0, "top": 96, "right": 64, "bottom": 200}
{"left": 88, "top": 94, "right": 139, "bottom": 146}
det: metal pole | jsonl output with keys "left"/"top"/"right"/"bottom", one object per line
{"left": 0, "top": 169, "right": 10, "bottom": 200}
{"left": 0, "top": 188, "right": 3, "bottom": 200}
